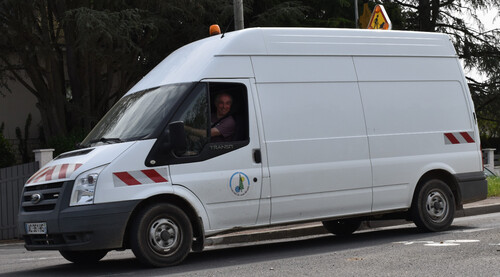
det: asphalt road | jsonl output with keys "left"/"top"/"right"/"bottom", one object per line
{"left": 1, "top": 212, "right": 500, "bottom": 276}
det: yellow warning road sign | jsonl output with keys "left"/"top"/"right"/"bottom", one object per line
{"left": 367, "top": 5, "right": 392, "bottom": 30}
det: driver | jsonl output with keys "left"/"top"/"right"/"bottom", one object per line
{"left": 210, "top": 93, "right": 235, "bottom": 142}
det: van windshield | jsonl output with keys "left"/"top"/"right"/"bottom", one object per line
{"left": 80, "top": 83, "right": 193, "bottom": 147}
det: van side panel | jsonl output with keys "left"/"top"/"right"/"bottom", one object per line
{"left": 252, "top": 56, "right": 372, "bottom": 223}
{"left": 354, "top": 56, "right": 481, "bottom": 212}
{"left": 252, "top": 56, "right": 358, "bottom": 82}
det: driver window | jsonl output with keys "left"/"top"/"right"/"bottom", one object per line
{"left": 209, "top": 83, "right": 249, "bottom": 143}
{"left": 176, "top": 82, "right": 249, "bottom": 157}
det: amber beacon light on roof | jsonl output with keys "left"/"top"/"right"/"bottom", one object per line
{"left": 209, "top": 24, "right": 221, "bottom": 36}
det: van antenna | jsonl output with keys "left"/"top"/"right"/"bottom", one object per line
{"left": 221, "top": 18, "right": 234, "bottom": 39}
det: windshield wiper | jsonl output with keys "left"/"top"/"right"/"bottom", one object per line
{"left": 89, "top": 137, "right": 123, "bottom": 145}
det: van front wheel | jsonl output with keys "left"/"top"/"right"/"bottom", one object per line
{"left": 130, "top": 203, "right": 193, "bottom": 267}
{"left": 411, "top": 179, "right": 455, "bottom": 232}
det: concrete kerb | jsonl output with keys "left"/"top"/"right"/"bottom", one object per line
{"left": 205, "top": 197, "right": 500, "bottom": 246}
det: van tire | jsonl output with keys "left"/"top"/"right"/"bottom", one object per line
{"left": 130, "top": 203, "right": 193, "bottom": 267}
{"left": 322, "top": 219, "right": 361, "bottom": 236}
{"left": 411, "top": 179, "right": 455, "bottom": 232}
{"left": 59, "top": 250, "right": 108, "bottom": 264}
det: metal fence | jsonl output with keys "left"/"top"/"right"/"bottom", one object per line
{"left": 0, "top": 162, "right": 38, "bottom": 240}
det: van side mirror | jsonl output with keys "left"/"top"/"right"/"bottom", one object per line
{"left": 169, "top": 121, "right": 187, "bottom": 154}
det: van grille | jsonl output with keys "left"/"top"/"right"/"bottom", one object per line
{"left": 22, "top": 182, "right": 64, "bottom": 212}
{"left": 24, "top": 234, "right": 65, "bottom": 245}
{"left": 24, "top": 232, "right": 91, "bottom": 247}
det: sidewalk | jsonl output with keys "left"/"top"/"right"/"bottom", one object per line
{"left": 205, "top": 197, "right": 500, "bottom": 246}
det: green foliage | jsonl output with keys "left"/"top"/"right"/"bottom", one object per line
{"left": 250, "top": 1, "right": 311, "bottom": 27}
{"left": 487, "top": 176, "right": 500, "bottom": 197}
{"left": 0, "top": 0, "right": 164, "bottom": 139}
{"left": 472, "top": 79, "right": 500, "bottom": 140}
{"left": 0, "top": 122, "right": 16, "bottom": 168}
{"left": 248, "top": 0, "right": 359, "bottom": 28}
{"left": 44, "top": 129, "right": 87, "bottom": 157}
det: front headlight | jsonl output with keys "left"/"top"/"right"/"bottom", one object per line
{"left": 70, "top": 166, "right": 106, "bottom": 206}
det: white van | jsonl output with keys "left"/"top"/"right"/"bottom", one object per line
{"left": 18, "top": 27, "right": 487, "bottom": 267}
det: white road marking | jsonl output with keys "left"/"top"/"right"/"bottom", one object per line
{"left": 394, "top": 241, "right": 434, "bottom": 245}
{"left": 452, "top": 227, "right": 494, "bottom": 233}
{"left": 20, "top": 257, "right": 61, "bottom": 261}
{"left": 425, "top": 242, "right": 460, "bottom": 246}
{"left": 395, "top": 239, "right": 480, "bottom": 247}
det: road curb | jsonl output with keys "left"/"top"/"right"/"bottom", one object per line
{"left": 205, "top": 202, "right": 500, "bottom": 246}
{"left": 457, "top": 202, "right": 500, "bottom": 217}
{"left": 205, "top": 224, "right": 328, "bottom": 246}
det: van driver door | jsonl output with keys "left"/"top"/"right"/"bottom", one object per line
{"left": 168, "top": 79, "right": 267, "bottom": 231}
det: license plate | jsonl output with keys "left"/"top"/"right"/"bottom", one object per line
{"left": 26, "top": 222, "right": 47, "bottom": 234}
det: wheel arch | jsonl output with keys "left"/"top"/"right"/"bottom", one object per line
{"left": 123, "top": 193, "right": 205, "bottom": 252}
{"left": 412, "top": 169, "right": 461, "bottom": 210}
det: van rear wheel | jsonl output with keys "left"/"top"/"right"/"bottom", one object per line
{"left": 130, "top": 203, "right": 193, "bottom": 267}
{"left": 322, "top": 219, "right": 361, "bottom": 236}
{"left": 411, "top": 179, "right": 455, "bottom": 232}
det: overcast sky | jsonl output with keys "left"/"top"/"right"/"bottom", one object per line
{"left": 478, "top": 8, "right": 499, "bottom": 31}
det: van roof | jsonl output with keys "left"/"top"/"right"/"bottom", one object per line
{"left": 215, "top": 27, "right": 456, "bottom": 57}
{"left": 127, "top": 28, "right": 457, "bottom": 94}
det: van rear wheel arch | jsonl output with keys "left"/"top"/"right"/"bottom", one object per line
{"left": 411, "top": 170, "right": 459, "bottom": 232}
{"left": 413, "top": 170, "right": 461, "bottom": 210}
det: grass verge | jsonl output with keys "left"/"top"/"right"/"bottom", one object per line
{"left": 487, "top": 176, "right": 500, "bottom": 197}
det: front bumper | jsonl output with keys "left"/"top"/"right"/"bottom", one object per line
{"left": 18, "top": 181, "right": 139, "bottom": 251}
{"left": 455, "top": 171, "right": 488, "bottom": 204}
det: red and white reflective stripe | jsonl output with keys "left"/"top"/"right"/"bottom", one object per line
{"left": 113, "top": 168, "right": 169, "bottom": 186}
{"left": 27, "top": 163, "right": 83, "bottom": 184}
{"left": 444, "top": 132, "right": 475, "bottom": 145}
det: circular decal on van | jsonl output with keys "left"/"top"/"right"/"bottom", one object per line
{"left": 229, "top": 172, "right": 250, "bottom": 196}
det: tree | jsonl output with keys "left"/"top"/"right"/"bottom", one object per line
{"left": 247, "top": 0, "right": 357, "bottom": 28}
{"left": 0, "top": 0, "right": 157, "bottom": 140}
{"left": 0, "top": 0, "right": 241, "bottom": 145}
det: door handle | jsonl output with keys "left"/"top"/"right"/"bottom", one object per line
{"left": 253, "top": 149, "right": 262, "bottom": 164}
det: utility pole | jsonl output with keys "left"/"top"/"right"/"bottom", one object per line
{"left": 234, "top": 0, "right": 244, "bottom": 30}
{"left": 355, "top": 0, "right": 359, "bottom": 28}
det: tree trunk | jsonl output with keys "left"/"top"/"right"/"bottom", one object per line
{"left": 418, "top": 0, "right": 433, "bottom": 31}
